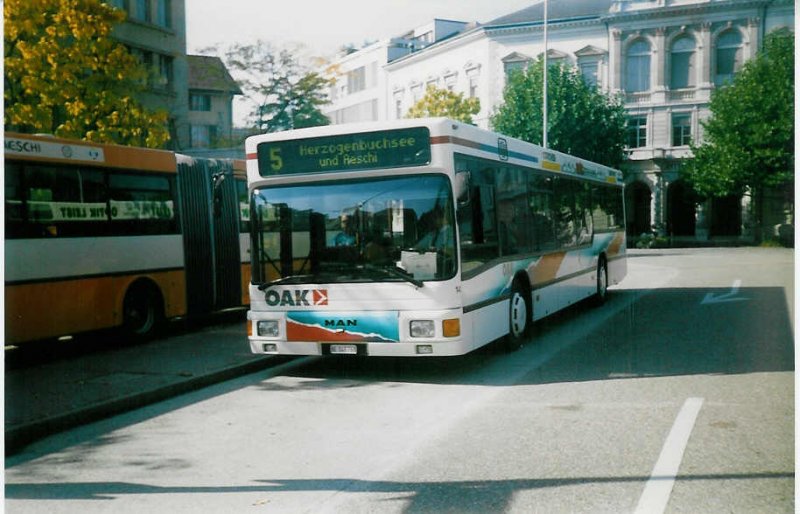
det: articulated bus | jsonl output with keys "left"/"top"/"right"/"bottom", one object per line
{"left": 4, "top": 132, "right": 250, "bottom": 345}
{"left": 245, "top": 118, "right": 626, "bottom": 357}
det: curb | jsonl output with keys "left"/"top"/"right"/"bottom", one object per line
{"left": 5, "top": 355, "right": 288, "bottom": 456}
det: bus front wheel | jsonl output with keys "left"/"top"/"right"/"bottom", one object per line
{"left": 122, "top": 283, "right": 164, "bottom": 340}
{"left": 503, "top": 280, "right": 531, "bottom": 352}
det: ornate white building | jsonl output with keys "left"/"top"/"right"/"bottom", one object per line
{"left": 322, "top": 0, "right": 794, "bottom": 244}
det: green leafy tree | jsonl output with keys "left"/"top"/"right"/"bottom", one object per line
{"left": 682, "top": 29, "right": 794, "bottom": 241}
{"left": 406, "top": 85, "right": 481, "bottom": 124}
{"left": 491, "top": 58, "right": 626, "bottom": 168}
{"left": 212, "top": 40, "right": 330, "bottom": 132}
{"left": 4, "top": 0, "right": 170, "bottom": 147}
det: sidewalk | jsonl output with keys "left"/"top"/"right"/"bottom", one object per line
{"left": 5, "top": 317, "right": 278, "bottom": 456}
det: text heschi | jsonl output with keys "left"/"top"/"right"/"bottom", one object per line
{"left": 318, "top": 152, "right": 378, "bottom": 169}
{"left": 5, "top": 139, "right": 42, "bottom": 155}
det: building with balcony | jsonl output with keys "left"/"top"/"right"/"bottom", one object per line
{"left": 323, "top": 0, "right": 794, "bottom": 244}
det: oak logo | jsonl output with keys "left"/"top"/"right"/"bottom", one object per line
{"left": 312, "top": 289, "right": 328, "bottom": 305}
{"left": 265, "top": 288, "right": 328, "bottom": 307}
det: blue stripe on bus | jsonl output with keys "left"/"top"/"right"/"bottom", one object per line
{"left": 507, "top": 149, "right": 539, "bottom": 164}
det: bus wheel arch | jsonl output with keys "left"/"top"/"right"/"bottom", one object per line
{"left": 503, "top": 274, "right": 532, "bottom": 352}
{"left": 121, "top": 278, "right": 165, "bottom": 340}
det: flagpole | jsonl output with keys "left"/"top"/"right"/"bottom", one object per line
{"left": 543, "top": 0, "right": 548, "bottom": 149}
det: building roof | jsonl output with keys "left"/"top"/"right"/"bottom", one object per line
{"left": 187, "top": 55, "right": 243, "bottom": 95}
{"left": 486, "top": 0, "right": 614, "bottom": 27}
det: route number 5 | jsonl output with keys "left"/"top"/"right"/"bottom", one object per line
{"left": 269, "top": 147, "right": 283, "bottom": 172}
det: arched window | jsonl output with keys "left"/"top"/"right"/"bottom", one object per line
{"left": 670, "top": 36, "right": 696, "bottom": 89}
{"left": 715, "top": 30, "right": 742, "bottom": 86}
{"left": 626, "top": 40, "right": 651, "bottom": 92}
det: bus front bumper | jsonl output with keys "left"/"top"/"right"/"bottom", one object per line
{"left": 248, "top": 338, "right": 474, "bottom": 357}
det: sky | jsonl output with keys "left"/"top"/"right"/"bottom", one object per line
{"left": 186, "top": 0, "right": 539, "bottom": 58}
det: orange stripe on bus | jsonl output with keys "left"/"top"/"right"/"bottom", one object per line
{"left": 241, "top": 263, "right": 252, "bottom": 306}
{"left": 529, "top": 252, "right": 567, "bottom": 286}
{"left": 5, "top": 132, "right": 176, "bottom": 173}
{"left": 5, "top": 270, "right": 186, "bottom": 344}
{"left": 607, "top": 233, "right": 624, "bottom": 257}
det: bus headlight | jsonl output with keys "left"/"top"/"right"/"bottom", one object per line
{"left": 410, "top": 320, "right": 435, "bottom": 338}
{"left": 257, "top": 320, "right": 280, "bottom": 337}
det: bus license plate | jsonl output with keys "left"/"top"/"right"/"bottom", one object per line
{"left": 330, "top": 344, "right": 358, "bottom": 355}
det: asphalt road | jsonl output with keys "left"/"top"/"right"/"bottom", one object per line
{"left": 5, "top": 248, "right": 794, "bottom": 513}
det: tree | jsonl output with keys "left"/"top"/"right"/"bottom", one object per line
{"left": 491, "top": 58, "right": 626, "bottom": 168}
{"left": 212, "top": 41, "right": 330, "bottom": 132}
{"left": 406, "top": 85, "right": 481, "bottom": 124}
{"left": 682, "top": 29, "right": 794, "bottom": 241}
{"left": 4, "top": 0, "right": 170, "bottom": 148}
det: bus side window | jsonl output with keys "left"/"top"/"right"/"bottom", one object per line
{"left": 554, "top": 178, "right": 577, "bottom": 248}
{"left": 592, "top": 184, "right": 623, "bottom": 232}
{"left": 496, "top": 166, "right": 529, "bottom": 255}
{"left": 21, "top": 165, "right": 108, "bottom": 238}
{"left": 528, "top": 174, "right": 555, "bottom": 251}
{"left": 110, "top": 173, "right": 177, "bottom": 235}
{"left": 460, "top": 182, "right": 499, "bottom": 267}
{"left": 576, "top": 182, "right": 593, "bottom": 244}
{"left": 5, "top": 163, "right": 25, "bottom": 238}
{"left": 456, "top": 160, "right": 500, "bottom": 270}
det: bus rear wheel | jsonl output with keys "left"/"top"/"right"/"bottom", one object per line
{"left": 595, "top": 258, "right": 609, "bottom": 305}
{"left": 122, "top": 283, "right": 163, "bottom": 340}
{"left": 503, "top": 280, "right": 531, "bottom": 352}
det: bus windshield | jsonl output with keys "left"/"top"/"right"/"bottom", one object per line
{"left": 251, "top": 174, "right": 456, "bottom": 286}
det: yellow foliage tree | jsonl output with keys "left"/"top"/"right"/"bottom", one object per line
{"left": 4, "top": 0, "right": 170, "bottom": 148}
{"left": 406, "top": 85, "right": 481, "bottom": 124}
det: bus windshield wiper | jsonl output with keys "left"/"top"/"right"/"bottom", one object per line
{"left": 258, "top": 268, "right": 356, "bottom": 290}
{"left": 361, "top": 263, "right": 424, "bottom": 288}
{"left": 257, "top": 274, "right": 316, "bottom": 291}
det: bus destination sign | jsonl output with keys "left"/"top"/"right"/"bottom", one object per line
{"left": 257, "top": 127, "right": 431, "bottom": 176}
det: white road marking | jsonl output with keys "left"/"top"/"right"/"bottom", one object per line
{"left": 634, "top": 397, "right": 704, "bottom": 514}
{"left": 701, "top": 279, "right": 748, "bottom": 304}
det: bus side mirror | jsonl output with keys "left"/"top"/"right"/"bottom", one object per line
{"left": 455, "top": 171, "right": 471, "bottom": 206}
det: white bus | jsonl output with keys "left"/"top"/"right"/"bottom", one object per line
{"left": 245, "top": 118, "right": 626, "bottom": 356}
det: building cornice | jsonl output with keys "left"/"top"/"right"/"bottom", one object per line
{"left": 601, "top": 0, "right": 771, "bottom": 24}
{"left": 485, "top": 15, "right": 604, "bottom": 35}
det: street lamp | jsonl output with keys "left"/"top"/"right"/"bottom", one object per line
{"left": 543, "top": 0, "right": 548, "bottom": 149}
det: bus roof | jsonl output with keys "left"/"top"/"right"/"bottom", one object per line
{"left": 245, "top": 118, "right": 623, "bottom": 185}
{"left": 4, "top": 132, "right": 177, "bottom": 173}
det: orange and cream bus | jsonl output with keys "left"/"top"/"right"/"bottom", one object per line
{"left": 4, "top": 132, "right": 250, "bottom": 345}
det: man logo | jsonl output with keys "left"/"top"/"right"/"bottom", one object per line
{"left": 313, "top": 289, "right": 328, "bottom": 306}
